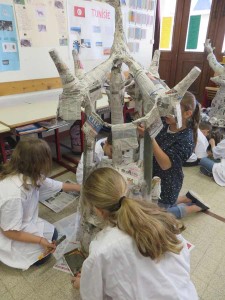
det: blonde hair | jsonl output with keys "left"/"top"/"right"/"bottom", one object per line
{"left": 0, "top": 138, "right": 52, "bottom": 189}
{"left": 181, "top": 91, "right": 200, "bottom": 145}
{"left": 83, "top": 167, "right": 185, "bottom": 260}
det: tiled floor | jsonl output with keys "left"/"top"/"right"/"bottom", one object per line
{"left": 1, "top": 163, "right": 225, "bottom": 300}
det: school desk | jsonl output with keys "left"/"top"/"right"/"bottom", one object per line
{"left": 0, "top": 100, "right": 70, "bottom": 169}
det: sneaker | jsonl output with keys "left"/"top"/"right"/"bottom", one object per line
{"left": 186, "top": 190, "right": 210, "bottom": 211}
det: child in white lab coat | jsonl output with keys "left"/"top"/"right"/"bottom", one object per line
{"left": 72, "top": 167, "right": 198, "bottom": 300}
{"left": 200, "top": 137, "right": 225, "bottom": 186}
{"left": 0, "top": 138, "right": 80, "bottom": 270}
{"left": 76, "top": 134, "right": 112, "bottom": 184}
{"left": 184, "top": 121, "right": 212, "bottom": 166}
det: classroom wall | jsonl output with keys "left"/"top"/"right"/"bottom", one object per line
{"left": 0, "top": 0, "right": 155, "bottom": 85}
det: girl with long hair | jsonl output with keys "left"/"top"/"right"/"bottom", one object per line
{"left": 140, "top": 91, "right": 208, "bottom": 218}
{"left": 0, "top": 138, "right": 80, "bottom": 270}
{"left": 72, "top": 167, "right": 198, "bottom": 299}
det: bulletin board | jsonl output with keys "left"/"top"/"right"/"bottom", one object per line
{"left": 0, "top": 0, "right": 156, "bottom": 90}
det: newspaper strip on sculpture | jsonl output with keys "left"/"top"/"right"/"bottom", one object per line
{"left": 133, "top": 104, "right": 163, "bottom": 138}
{"left": 106, "top": 63, "right": 125, "bottom": 124}
{"left": 76, "top": 193, "right": 104, "bottom": 256}
{"left": 82, "top": 137, "right": 95, "bottom": 183}
{"left": 123, "top": 54, "right": 201, "bottom": 128}
{"left": 125, "top": 50, "right": 169, "bottom": 118}
{"left": 204, "top": 39, "right": 225, "bottom": 125}
{"left": 72, "top": 49, "right": 85, "bottom": 79}
{"left": 148, "top": 49, "right": 161, "bottom": 78}
{"left": 49, "top": 50, "right": 84, "bottom": 121}
{"left": 125, "top": 76, "right": 143, "bottom": 117}
{"left": 82, "top": 112, "right": 104, "bottom": 139}
{"left": 50, "top": 48, "right": 115, "bottom": 120}
{"left": 112, "top": 122, "right": 138, "bottom": 165}
{"left": 143, "top": 131, "right": 153, "bottom": 197}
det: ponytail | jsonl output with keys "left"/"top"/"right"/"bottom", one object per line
{"left": 117, "top": 197, "right": 184, "bottom": 259}
{"left": 190, "top": 103, "right": 200, "bottom": 145}
{"left": 181, "top": 91, "right": 200, "bottom": 145}
{"left": 83, "top": 167, "right": 185, "bottom": 260}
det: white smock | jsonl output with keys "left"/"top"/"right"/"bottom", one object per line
{"left": 80, "top": 226, "right": 198, "bottom": 300}
{"left": 76, "top": 137, "right": 107, "bottom": 184}
{"left": 187, "top": 129, "right": 208, "bottom": 162}
{"left": 212, "top": 139, "right": 225, "bottom": 186}
{"left": 0, "top": 175, "right": 62, "bottom": 269}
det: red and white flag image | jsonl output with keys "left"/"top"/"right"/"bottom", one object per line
{"left": 74, "top": 6, "right": 85, "bottom": 18}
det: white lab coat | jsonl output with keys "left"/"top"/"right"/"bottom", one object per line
{"left": 212, "top": 139, "right": 225, "bottom": 186}
{"left": 0, "top": 175, "right": 62, "bottom": 269}
{"left": 80, "top": 227, "right": 198, "bottom": 300}
{"left": 187, "top": 129, "right": 209, "bottom": 162}
{"left": 76, "top": 138, "right": 107, "bottom": 184}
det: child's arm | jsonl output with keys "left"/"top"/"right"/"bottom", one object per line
{"left": 152, "top": 138, "right": 172, "bottom": 170}
{"left": 1, "top": 229, "right": 56, "bottom": 252}
{"left": 62, "top": 182, "right": 81, "bottom": 192}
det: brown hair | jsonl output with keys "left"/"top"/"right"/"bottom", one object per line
{"left": 0, "top": 138, "right": 52, "bottom": 189}
{"left": 199, "top": 121, "right": 212, "bottom": 132}
{"left": 83, "top": 167, "right": 185, "bottom": 260}
{"left": 181, "top": 91, "right": 200, "bottom": 145}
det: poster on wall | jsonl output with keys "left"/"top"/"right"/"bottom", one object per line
{"left": 68, "top": 0, "right": 115, "bottom": 60}
{"left": 68, "top": 0, "right": 156, "bottom": 67}
{"left": 13, "top": 0, "right": 68, "bottom": 47}
{"left": 0, "top": 4, "right": 20, "bottom": 72}
{"left": 125, "top": 0, "right": 155, "bottom": 54}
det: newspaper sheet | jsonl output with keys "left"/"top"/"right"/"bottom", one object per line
{"left": 53, "top": 212, "right": 81, "bottom": 261}
{"left": 39, "top": 180, "right": 79, "bottom": 213}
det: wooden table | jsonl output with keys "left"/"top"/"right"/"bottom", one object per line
{"left": 0, "top": 99, "right": 66, "bottom": 166}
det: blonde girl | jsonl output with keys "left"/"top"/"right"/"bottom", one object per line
{"left": 73, "top": 167, "right": 198, "bottom": 300}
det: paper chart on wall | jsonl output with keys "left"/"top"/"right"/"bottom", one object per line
{"left": 0, "top": 4, "right": 20, "bottom": 71}
{"left": 125, "top": 0, "right": 156, "bottom": 55}
{"left": 68, "top": 0, "right": 115, "bottom": 60}
{"left": 13, "top": 0, "right": 68, "bottom": 47}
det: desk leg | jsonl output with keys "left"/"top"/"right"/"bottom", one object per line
{"left": 54, "top": 128, "right": 61, "bottom": 162}
{"left": 0, "top": 135, "right": 7, "bottom": 163}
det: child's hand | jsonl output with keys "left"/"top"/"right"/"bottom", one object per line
{"left": 209, "top": 138, "right": 216, "bottom": 148}
{"left": 40, "top": 237, "right": 56, "bottom": 254}
{"left": 137, "top": 125, "right": 145, "bottom": 137}
{"left": 71, "top": 272, "right": 81, "bottom": 289}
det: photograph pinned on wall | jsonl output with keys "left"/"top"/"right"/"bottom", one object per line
{"left": 81, "top": 38, "right": 91, "bottom": 48}
{"left": 36, "top": 8, "right": 45, "bottom": 18}
{"left": 103, "top": 47, "right": 111, "bottom": 55}
{"left": 38, "top": 24, "right": 47, "bottom": 32}
{"left": 59, "top": 37, "right": 68, "bottom": 46}
{"left": 14, "top": 0, "right": 25, "bottom": 4}
{"left": 93, "top": 25, "right": 101, "bottom": 33}
{"left": 55, "top": 0, "right": 64, "bottom": 9}
{"left": 2, "top": 59, "right": 9, "bottom": 65}
{"left": 20, "top": 38, "right": 32, "bottom": 47}
{"left": 0, "top": 20, "right": 13, "bottom": 31}
{"left": 70, "top": 26, "right": 81, "bottom": 34}
{"left": 2, "top": 42, "right": 17, "bottom": 53}
{"left": 95, "top": 41, "right": 102, "bottom": 47}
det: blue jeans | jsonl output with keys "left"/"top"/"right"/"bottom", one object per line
{"left": 199, "top": 157, "right": 215, "bottom": 177}
{"left": 158, "top": 202, "right": 187, "bottom": 219}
